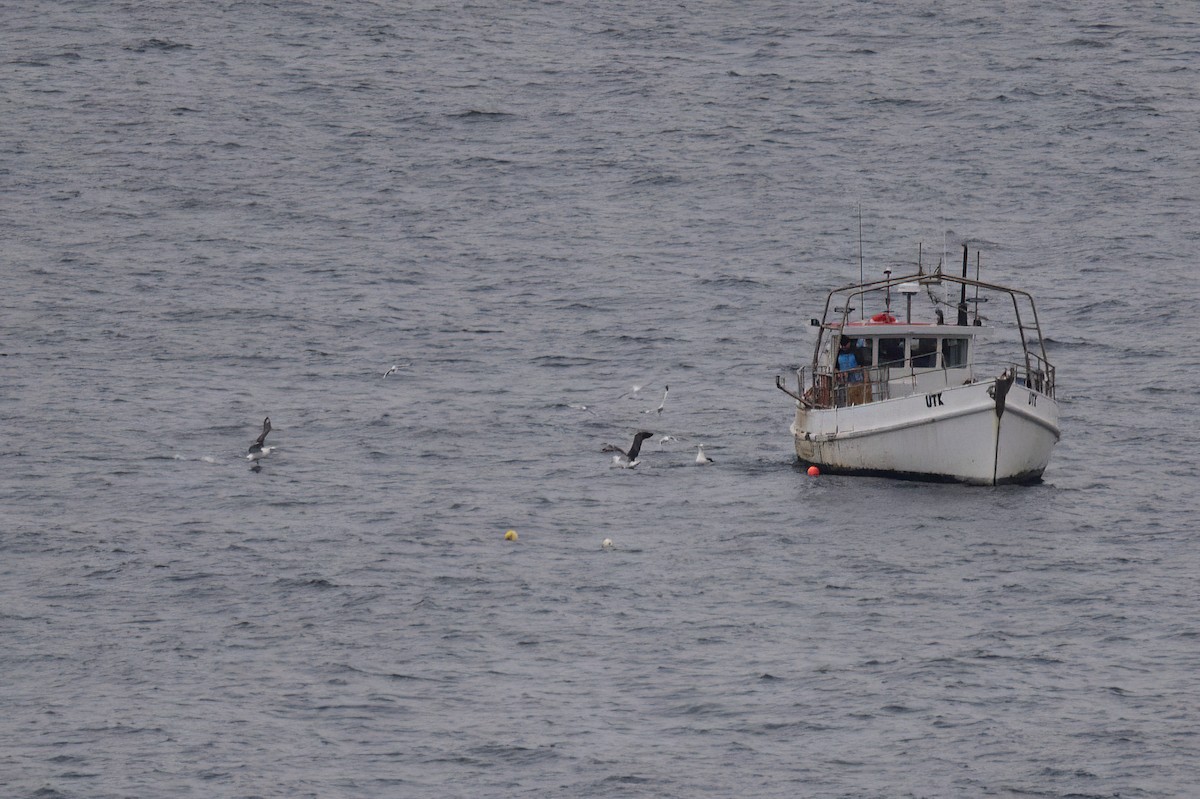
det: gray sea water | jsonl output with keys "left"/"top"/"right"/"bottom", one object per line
{"left": 4, "top": 2, "right": 1200, "bottom": 797}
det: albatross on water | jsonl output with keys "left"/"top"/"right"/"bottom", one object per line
{"left": 601, "top": 430, "right": 654, "bottom": 469}
{"left": 247, "top": 417, "right": 275, "bottom": 463}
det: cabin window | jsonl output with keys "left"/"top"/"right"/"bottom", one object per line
{"left": 910, "top": 338, "right": 938, "bottom": 368}
{"left": 853, "top": 337, "right": 873, "bottom": 366}
{"left": 877, "top": 337, "right": 904, "bottom": 368}
{"left": 942, "top": 337, "right": 969, "bottom": 368}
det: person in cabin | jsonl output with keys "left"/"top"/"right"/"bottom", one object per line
{"left": 837, "top": 337, "right": 860, "bottom": 374}
{"left": 836, "top": 337, "right": 869, "bottom": 405}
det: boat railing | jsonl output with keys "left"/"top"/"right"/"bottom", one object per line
{"left": 786, "top": 357, "right": 1055, "bottom": 410}
{"left": 791, "top": 365, "right": 894, "bottom": 409}
{"left": 1000, "top": 356, "right": 1055, "bottom": 398}
{"left": 1018, "top": 352, "right": 1055, "bottom": 398}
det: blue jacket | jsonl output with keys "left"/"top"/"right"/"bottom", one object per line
{"left": 837, "top": 351, "right": 863, "bottom": 382}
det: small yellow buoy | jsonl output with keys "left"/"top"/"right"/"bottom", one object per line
{"left": 504, "top": 529, "right": 518, "bottom": 541}
{"left": 807, "top": 465, "right": 820, "bottom": 476}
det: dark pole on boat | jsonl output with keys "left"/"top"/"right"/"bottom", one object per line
{"left": 974, "top": 250, "right": 981, "bottom": 324}
{"left": 957, "top": 244, "right": 969, "bottom": 326}
{"left": 858, "top": 205, "right": 864, "bottom": 320}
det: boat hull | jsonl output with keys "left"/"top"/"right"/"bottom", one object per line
{"left": 791, "top": 380, "right": 1059, "bottom": 485}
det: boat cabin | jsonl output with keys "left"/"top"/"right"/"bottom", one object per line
{"left": 815, "top": 319, "right": 979, "bottom": 405}
{"left": 798, "top": 269, "right": 1054, "bottom": 410}
{"left": 829, "top": 323, "right": 973, "bottom": 374}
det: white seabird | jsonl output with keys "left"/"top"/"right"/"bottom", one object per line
{"left": 382, "top": 362, "right": 410, "bottom": 378}
{"left": 247, "top": 417, "right": 275, "bottom": 463}
{"left": 602, "top": 430, "right": 654, "bottom": 469}
{"left": 695, "top": 445, "right": 714, "bottom": 465}
{"left": 643, "top": 385, "right": 668, "bottom": 414}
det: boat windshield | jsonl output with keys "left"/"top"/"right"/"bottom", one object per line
{"left": 843, "top": 334, "right": 971, "bottom": 371}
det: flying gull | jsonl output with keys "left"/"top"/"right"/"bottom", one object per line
{"left": 382, "top": 362, "right": 411, "bottom": 378}
{"left": 643, "top": 385, "right": 668, "bottom": 414}
{"left": 602, "top": 430, "right": 654, "bottom": 469}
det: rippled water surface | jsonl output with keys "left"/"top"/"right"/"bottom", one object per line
{"left": 4, "top": 2, "right": 1200, "bottom": 797}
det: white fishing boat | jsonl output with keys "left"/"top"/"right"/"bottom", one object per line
{"left": 776, "top": 245, "right": 1059, "bottom": 485}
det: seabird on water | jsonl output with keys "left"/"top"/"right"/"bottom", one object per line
{"left": 695, "top": 445, "right": 714, "bottom": 465}
{"left": 601, "top": 430, "right": 654, "bottom": 469}
{"left": 247, "top": 417, "right": 275, "bottom": 463}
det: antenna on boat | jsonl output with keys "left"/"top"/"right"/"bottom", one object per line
{"left": 899, "top": 281, "right": 919, "bottom": 323}
{"left": 942, "top": 229, "right": 950, "bottom": 311}
{"left": 921, "top": 240, "right": 944, "bottom": 311}
{"left": 958, "top": 244, "right": 969, "bottom": 326}
{"left": 974, "top": 250, "right": 982, "bottom": 323}
{"left": 857, "top": 205, "right": 864, "bottom": 320}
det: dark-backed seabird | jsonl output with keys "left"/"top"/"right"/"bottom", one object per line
{"left": 601, "top": 430, "right": 654, "bottom": 469}
{"left": 695, "top": 445, "right": 714, "bottom": 464}
{"left": 247, "top": 417, "right": 275, "bottom": 463}
{"left": 990, "top": 368, "right": 1016, "bottom": 418}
